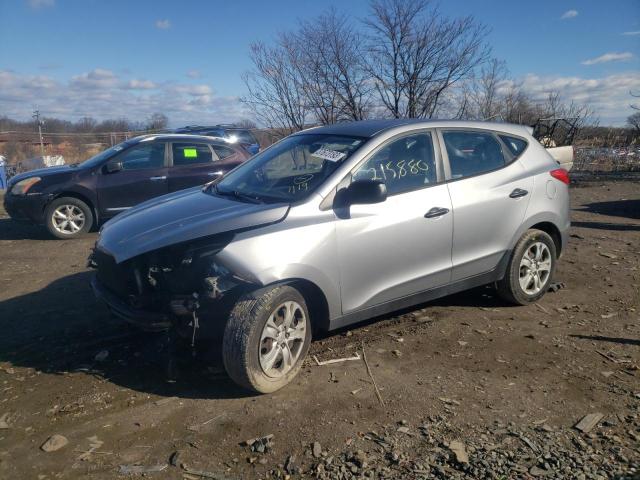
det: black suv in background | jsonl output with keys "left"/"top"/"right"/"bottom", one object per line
{"left": 4, "top": 134, "right": 250, "bottom": 239}
{"left": 174, "top": 125, "right": 260, "bottom": 155}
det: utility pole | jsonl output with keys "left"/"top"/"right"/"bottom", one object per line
{"left": 32, "top": 109, "right": 45, "bottom": 157}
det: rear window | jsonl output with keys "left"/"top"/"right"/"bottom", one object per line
{"left": 499, "top": 135, "right": 528, "bottom": 157}
{"left": 213, "top": 145, "right": 236, "bottom": 159}
{"left": 172, "top": 143, "right": 214, "bottom": 166}
{"left": 442, "top": 130, "right": 506, "bottom": 179}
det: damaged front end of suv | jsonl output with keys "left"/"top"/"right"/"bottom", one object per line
{"left": 89, "top": 232, "right": 252, "bottom": 339}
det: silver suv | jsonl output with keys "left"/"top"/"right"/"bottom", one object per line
{"left": 91, "top": 119, "right": 570, "bottom": 393}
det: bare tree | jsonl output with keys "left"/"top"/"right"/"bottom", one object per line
{"left": 471, "top": 58, "right": 508, "bottom": 120}
{"left": 628, "top": 112, "right": 640, "bottom": 134}
{"left": 241, "top": 38, "right": 309, "bottom": 131}
{"left": 146, "top": 113, "right": 168, "bottom": 131}
{"left": 364, "top": 0, "right": 490, "bottom": 118}
{"left": 297, "top": 8, "right": 371, "bottom": 122}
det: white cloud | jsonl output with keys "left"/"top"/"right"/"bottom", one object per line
{"left": 0, "top": 69, "right": 249, "bottom": 126}
{"left": 71, "top": 68, "right": 119, "bottom": 89}
{"left": 582, "top": 52, "right": 634, "bottom": 65}
{"left": 122, "top": 79, "right": 157, "bottom": 90}
{"left": 622, "top": 31, "right": 640, "bottom": 36}
{"left": 26, "top": 0, "right": 54, "bottom": 9}
{"left": 560, "top": 9, "right": 578, "bottom": 19}
{"left": 501, "top": 72, "right": 640, "bottom": 125}
{"left": 155, "top": 19, "right": 171, "bottom": 30}
{"left": 186, "top": 70, "right": 202, "bottom": 79}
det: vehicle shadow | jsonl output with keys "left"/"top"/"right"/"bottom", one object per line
{"left": 571, "top": 221, "right": 640, "bottom": 232}
{"left": 569, "top": 334, "right": 640, "bottom": 347}
{"left": 0, "top": 218, "right": 52, "bottom": 240}
{"left": 575, "top": 199, "right": 640, "bottom": 220}
{"left": 0, "top": 271, "right": 251, "bottom": 400}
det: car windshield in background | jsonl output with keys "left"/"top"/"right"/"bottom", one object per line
{"left": 212, "top": 134, "right": 365, "bottom": 203}
{"left": 76, "top": 141, "right": 133, "bottom": 169}
{"left": 227, "top": 130, "right": 257, "bottom": 144}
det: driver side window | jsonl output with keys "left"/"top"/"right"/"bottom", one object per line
{"left": 352, "top": 132, "right": 436, "bottom": 195}
{"left": 118, "top": 142, "right": 166, "bottom": 170}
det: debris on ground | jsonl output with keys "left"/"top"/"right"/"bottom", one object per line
{"left": 243, "top": 434, "right": 273, "bottom": 453}
{"left": 118, "top": 464, "right": 167, "bottom": 474}
{"left": 154, "top": 396, "right": 178, "bottom": 406}
{"left": 574, "top": 413, "right": 604, "bottom": 433}
{"left": 40, "top": 434, "right": 69, "bottom": 452}
{"left": 547, "top": 281, "right": 566, "bottom": 293}
{"left": 362, "top": 342, "right": 385, "bottom": 407}
{"left": 312, "top": 441, "right": 322, "bottom": 458}
{"left": 313, "top": 352, "right": 361, "bottom": 366}
{"left": 448, "top": 440, "right": 469, "bottom": 464}
{"left": 0, "top": 413, "right": 10, "bottom": 429}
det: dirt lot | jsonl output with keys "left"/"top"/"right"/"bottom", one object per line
{"left": 0, "top": 180, "right": 638, "bottom": 479}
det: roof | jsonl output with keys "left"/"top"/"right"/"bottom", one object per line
{"left": 296, "top": 119, "right": 532, "bottom": 138}
{"left": 133, "top": 133, "right": 232, "bottom": 144}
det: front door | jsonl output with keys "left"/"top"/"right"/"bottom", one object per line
{"left": 335, "top": 131, "right": 453, "bottom": 314}
{"left": 96, "top": 141, "right": 168, "bottom": 217}
{"left": 439, "top": 129, "right": 534, "bottom": 281}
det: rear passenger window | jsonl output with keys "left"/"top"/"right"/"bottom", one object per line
{"left": 213, "top": 145, "right": 236, "bottom": 160}
{"left": 499, "top": 135, "right": 528, "bottom": 157}
{"left": 442, "top": 131, "right": 506, "bottom": 179}
{"left": 172, "top": 143, "right": 214, "bottom": 166}
{"left": 352, "top": 132, "right": 437, "bottom": 195}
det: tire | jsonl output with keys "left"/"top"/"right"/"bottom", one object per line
{"left": 222, "top": 284, "right": 312, "bottom": 393}
{"left": 45, "top": 196, "right": 94, "bottom": 239}
{"left": 496, "top": 229, "right": 557, "bottom": 305}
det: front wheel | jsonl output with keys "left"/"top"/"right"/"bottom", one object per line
{"left": 496, "top": 229, "right": 557, "bottom": 305}
{"left": 222, "top": 285, "right": 311, "bottom": 393}
{"left": 45, "top": 197, "right": 94, "bottom": 239}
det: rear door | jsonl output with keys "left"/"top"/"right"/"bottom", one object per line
{"left": 439, "top": 129, "right": 533, "bottom": 281}
{"left": 96, "top": 141, "right": 168, "bottom": 217}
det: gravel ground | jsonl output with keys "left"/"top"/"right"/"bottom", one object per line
{"left": 0, "top": 179, "right": 638, "bottom": 479}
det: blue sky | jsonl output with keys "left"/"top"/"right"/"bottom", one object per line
{"left": 1, "top": 0, "right": 639, "bottom": 126}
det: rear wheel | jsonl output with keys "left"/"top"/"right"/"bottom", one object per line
{"left": 497, "top": 229, "right": 556, "bottom": 305}
{"left": 222, "top": 285, "right": 311, "bottom": 393}
{"left": 45, "top": 197, "right": 93, "bottom": 239}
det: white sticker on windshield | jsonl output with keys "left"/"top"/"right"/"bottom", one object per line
{"left": 312, "top": 148, "right": 346, "bottom": 162}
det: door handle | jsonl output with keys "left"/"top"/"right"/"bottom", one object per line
{"left": 207, "top": 171, "right": 223, "bottom": 177}
{"left": 424, "top": 207, "right": 450, "bottom": 218}
{"left": 149, "top": 176, "right": 167, "bottom": 181}
{"left": 509, "top": 188, "right": 528, "bottom": 198}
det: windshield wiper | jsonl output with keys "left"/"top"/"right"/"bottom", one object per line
{"left": 214, "top": 185, "right": 263, "bottom": 204}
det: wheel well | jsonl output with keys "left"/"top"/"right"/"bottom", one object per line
{"left": 530, "top": 222, "right": 562, "bottom": 257}
{"left": 287, "top": 279, "right": 330, "bottom": 333}
{"left": 51, "top": 192, "right": 97, "bottom": 225}
{"left": 52, "top": 192, "right": 98, "bottom": 217}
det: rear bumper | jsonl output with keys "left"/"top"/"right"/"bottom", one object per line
{"left": 3, "top": 192, "right": 50, "bottom": 224}
{"left": 91, "top": 275, "right": 172, "bottom": 332}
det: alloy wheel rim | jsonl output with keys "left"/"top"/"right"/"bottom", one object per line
{"left": 52, "top": 205, "right": 85, "bottom": 235}
{"left": 519, "top": 242, "right": 552, "bottom": 295}
{"left": 259, "top": 301, "right": 307, "bottom": 378}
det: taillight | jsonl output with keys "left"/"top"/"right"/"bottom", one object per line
{"left": 550, "top": 168, "right": 570, "bottom": 185}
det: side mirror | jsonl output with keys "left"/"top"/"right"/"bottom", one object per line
{"left": 103, "top": 161, "right": 123, "bottom": 174}
{"left": 336, "top": 179, "right": 387, "bottom": 207}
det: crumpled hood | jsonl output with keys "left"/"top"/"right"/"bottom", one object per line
{"left": 9, "top": 165, "right": 76, "bottom": 186}
{"left": 97, "top": 187, "right": 289, "bottom": 263}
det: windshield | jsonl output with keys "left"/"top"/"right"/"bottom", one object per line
{"left": 213, "top": 133, "right": 366, "bottom": 203}
{"left": 76, "top": 141, "right": 133, "bottom": 169}
{"left": 226, "top": 130, "right": 257, "bottom": 144}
